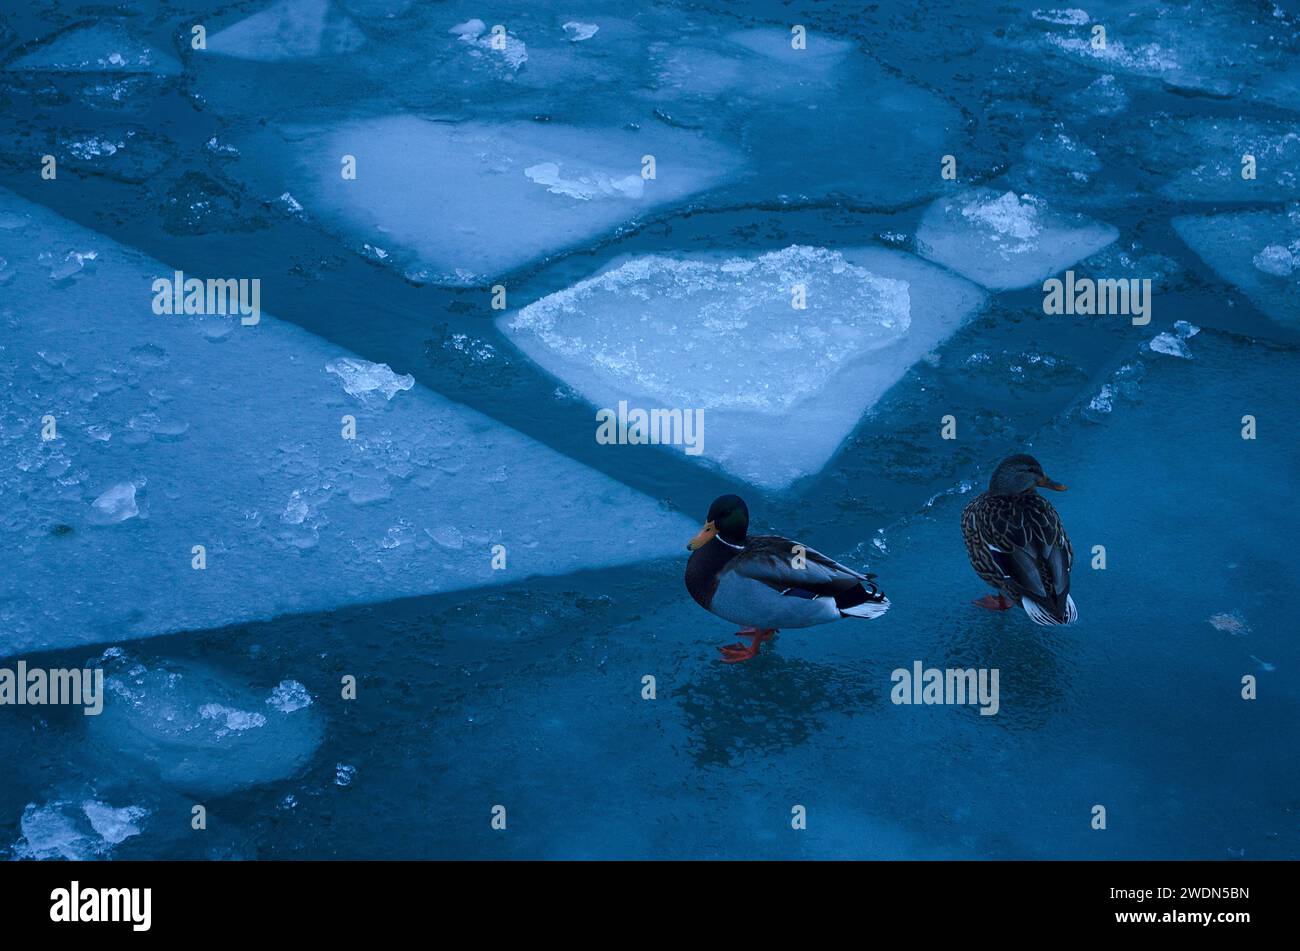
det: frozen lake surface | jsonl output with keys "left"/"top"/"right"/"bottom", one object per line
{"left": 0, "top": 0, "right": 1297, "bottom": 860}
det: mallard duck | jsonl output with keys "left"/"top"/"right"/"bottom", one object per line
{"left": 961, "top": 454, "right": 1077, "bottom": 626}
{"left": 684, "top": 495, "right": 890, "bottom": 662}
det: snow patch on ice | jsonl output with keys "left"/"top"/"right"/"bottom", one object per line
{"left": 524, "top": 162, "right": 643, "bottom": 200}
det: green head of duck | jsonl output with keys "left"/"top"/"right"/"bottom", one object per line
{"left": 686, "top": 494, "right": 749, "bottom": 550}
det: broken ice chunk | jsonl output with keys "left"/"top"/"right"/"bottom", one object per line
{"left": 502, "top": 245, "right": 984, "bottom": 488}
{"left": 916, "top": 189, "right": 1117, "bottom": 290}
{"left": 1148, "top": 332, "right": 1192, "bottom": 359}
{"left": 325, "top": 357, "right": 414, "bottom": 400}
{"left": 563, "top": 21, "right": 599, "bottom": 42}
{"left": 89, "top": 479, "right": 143, "bottom": 524}
{"left": 1253, "top": 245, "right": 1295, "bottom": 278}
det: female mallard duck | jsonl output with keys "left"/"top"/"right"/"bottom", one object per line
{"left": 961, "top": 453, "right": 1078, "bottom": 626}
{"left": 684, "top": 495, "right": 890, "bottom": 662}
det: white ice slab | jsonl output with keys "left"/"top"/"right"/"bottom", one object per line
{"left": 0, "top": 189, "right": 694, "bottom": 655}
{"left": 501, "top": 245, "right": 986, "bottom": 489}
{"left": 1174, "top": 210, "right": 1300, "bottom": 330}
{"left": 207, "top": 0, "right": 365, "bottom": 63}
{"left": 916, "top": 188, "right": 1118, "bottom": 290}
{"left": 248, "top": 115, "right": 738, "bottom": 285}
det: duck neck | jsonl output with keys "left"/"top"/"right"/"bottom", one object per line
{"left": 685, "top": 536, "right": 743, "bottom": 608}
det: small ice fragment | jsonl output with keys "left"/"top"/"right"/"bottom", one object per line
{"left": 90, "top": 480, "right": 141, "bottom": 523}
{"left": 1032, "top": 9, "right": 1090, "bottom": 25}
{"left": 281, "top": 490, "right": 309, "bottom": 525}
{"left": 1252, "top": 244, "right": 1294, "bottom": 277}
{"left": 49, "top": 250, "right": 98, "bottom": 281}
{"left": 266, "top": 679, "right": 313, "bottom": 713}
{"left": 1174, "top": 320, "right": 1199, "bottom": 339}
{"left": 449, "top": 19, "right": 486, "bottom": 38}
{"left": 335, "top": 763, "right": 356, "bottom": 787}
{"left": 198, "top": 703, "right": 268, "bottom": 736}
{"left": 325, "top": 357, "right": 414, "bottom": 400}
{"left": 562, "top": 21, "right": 599, "bottom": 42}
{"left": 1209, "top": 611, "right": 1250, "bottom": 636}
{"left": 82, "top": 801, "right": 148, "bottom": 845}
{"left": 1149, "top": 332, "right": 1191, "bottom": 359}
{"left": 1084, "top": 383, "right": 1114, "bottom": 418}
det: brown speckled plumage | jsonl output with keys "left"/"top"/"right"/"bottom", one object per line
{"left": 962, "top": 490, "right": 1074, "bottom": 620}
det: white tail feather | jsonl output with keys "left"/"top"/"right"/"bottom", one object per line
{"left": 1021, "top": 595, "right": 1078, "bottom": 626}
{"left": 841, "top": 595, "right": 890, "bottom": 619}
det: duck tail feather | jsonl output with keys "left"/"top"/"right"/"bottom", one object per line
{"left": 1021, "top": 595, "right": 1077, "bottom": 626}
{"left": 841, "top": 595, "right": 890, "bottom": 619}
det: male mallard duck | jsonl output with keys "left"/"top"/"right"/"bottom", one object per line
{"left": 684, "top": 494, "right": 890, "bottom": 662}
{"left": 961, "top": 454, "right": 1077, "bottom": 626}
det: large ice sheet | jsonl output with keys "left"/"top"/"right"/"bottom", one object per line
{"left": 502, "top": 245, "right": 985, "bottom": 489}
{"left": 916, "top": 188, "right": 1118, "bottom": 290}
{"left": 244, "top": 115, "right": 738, "bottom": 284}
{"left": 6, "top": 22, "right": 180, "bottom": 75}
{"left": 207, "top": 0, "right": 366, "bottom": 62}
{"left": 0, "top": 189, "right": 694, "bottom": 655}
{"left": 1174, "top": 209, "right": 1300, "bottom": 331}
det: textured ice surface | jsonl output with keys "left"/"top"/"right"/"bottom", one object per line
{"left": 1152, "top": 119, "right": 1300, "bottom": 202}
{"left": 207, "top": 0, "right": 365, "bottom": 62}
{"left": 0, "top": 189, "right": 694, "bottom": 653}
{"left": 246, "top": 116, "right": 738, "bottom": 284}
{"left": 1174, "top": 210, "right": 1300, "bottom": 330}
{"left": 1020, "top": 0, "right": 1300, "bottom": 107}
{"left": 6, "top": 22, "right": 180, "bottom": 75}
{"left": 503, "top": 245, "right": 984, "bottom": 488}
{"left": 825, "top": 326, "right": 1300, "bottom": 858}
{"left": 86, "top": 652, "right": 322, "bottom": 796}
{"left": 450, "top": 18, "right": 527, "bottom": 73}
{"left": 916, "top": 188, "right": 1118, "bottom": 290}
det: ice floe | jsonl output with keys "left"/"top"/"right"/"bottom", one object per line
{"left": 916, "top": 188, "right": 1117, "bottom": 290}
{"left": 502, "top": 245, "right": 984, "bottom": 488}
